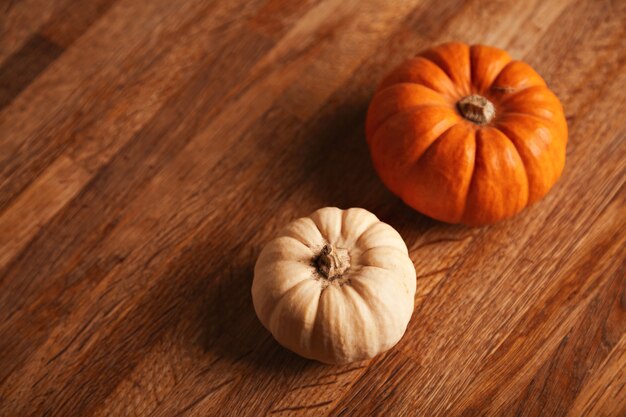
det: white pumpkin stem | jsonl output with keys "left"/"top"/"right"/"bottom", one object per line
{"left": 317, "top": 244, "right": 350, "bottom": 280}
{"left": 457, "top": 95, "right": 496, "bottom": 124}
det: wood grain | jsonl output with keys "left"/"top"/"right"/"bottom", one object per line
{"left": 0, "top": 0, "right": 624, "bottom": 416}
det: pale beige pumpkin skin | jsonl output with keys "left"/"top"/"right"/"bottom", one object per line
{"left": 252, "top": 207, "right": 416, "bottom": 365}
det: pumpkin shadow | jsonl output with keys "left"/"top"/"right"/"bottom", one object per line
{"left": 197, "top": 83, "right": 465, "bottom": 375}
{"left": 283, "top": 96, "right": 444, "bottom": 239}
{"left": 199, "top": 248, "right": 320, "bottom": 375}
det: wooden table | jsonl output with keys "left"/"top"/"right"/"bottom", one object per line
{"left": 1, "top": 0, "right": 625, "bottom": 415}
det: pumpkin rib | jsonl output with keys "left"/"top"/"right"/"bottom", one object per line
{"left": 347, "top": 281, "right": 396, "bottom": 355}
{"left": 357, "top": 245, "right": 412, "bottom": 263}
{"left": 255, "top": 239, "right": 314, "bottom": 270}
{"left": 366, "top": 83, "right": 451, "bottom": 138}
{"left": 496, "top": 128, "right": 531, "bottom": 204}
{"left": 376, "top": 57, "right": 458, "bottom": 96}
{"left": 371, "top": 106, "right": 461, "bottom": 164}
{"left": 273, "top": 236, "right": 316, "bottom": 257}
{"left": 488, "top": 85, "right": 550, "bottom": 110}
{"left": 341, "top": 284, "right": 381, "bottom": 356}
{"left": 418, "top": 42, "right": 471, "bottom": 95}
{"left": 369, "top": 108, "right": 461, "bottom": 199}
{"left": 404, "top": 114, "right": 463, "bottom": 164}
{"left": 280, "top": 217, "right": 324, "bottom": 251}
{"left": 499, "top": 111, "right": 561, "bottom": 127}
{"left": 351, "top": 266, "right": 415, "bottom": 324}
{"left": 355, "top": 223, "right": 408, "bottom": 254}
{"left": 497, "top": 112, "right": 566, "bottom": 157}
{"left": 307, "top": 283, "right": 326, "bottom": 360}
{"left": 483, "top": 56, "right": 517, "bottom": 92}
{"left": 266, "top": 278, "right": 320, "bottom": 337}
{"left": 314, "top": 285, "right": 361, "bottom": 363}
{"left": 309, "top": 207, "right": 343, "bottom": 244}
{"left": 353, "top": 265, "right": 413, "bottom": 306}
{"left": 495, "top": 115, "right": 566, "bottom": 203}
{"left": 489, "top": 60, "right": 547, "bottom": 94}
{"left": 375, "top": 81, "right": 448, "bottom": 99}
{"left": 469, "top": 45, "right": 513, "bottom": 94}
{"left": 491, "top": 84, "right": 548, "bottom": 101}
{"left": 459, "top": 128, "right": 480, "bottom": 222}
{"left": 462, "top": 128, "right": 530, "bottom": 224}
{"left": 498, "top": 112, "right": 567, "bottom": 167}
{"left": 358, "top": 254, "right": 416, "bottom": 297}
{"left": 415, "top": 55, "right": 457, "bottom": 92}
{"left": 400, "top": 122, "right": 464, "bottom": 201}
{"left": 349, "top": 270, "right": 402, "bottom": 319}
{"left": 410, "top": 122, "right": 461, "bottom": 168}
{"left": 354, "top": 219, "right": 384, "bottom": 247}
{"left": 368, "top": 103, "right": 456, "bottom": 144}
{"left": 499, "top": 85, "right": 561, "bottom": 106}
{"left": 499, "top": 87, "right": 567, "bottom": 137}
{"left": 254, "top": 259, "right": 313, "bottom": 286}
{"left": 254, "top": 260, "right": 314, "bottom": 302}
{"left": 402, "top": 123, "right": 477, "bottom": 223}
{"left": 339, "top": 207, "right": 379, "bottom": 244}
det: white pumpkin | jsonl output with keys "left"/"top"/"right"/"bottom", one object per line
{"left": 252, "top": 207, "right": 416, "bottom": 364}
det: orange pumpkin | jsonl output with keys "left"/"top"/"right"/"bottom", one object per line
{"left": 366, "top": 42, "right": 567, "bottom": 225}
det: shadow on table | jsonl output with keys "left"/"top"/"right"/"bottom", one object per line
{"left": 199, "top": 252, "right": 320, "bottom": 375}
{"left": 198, "top": 91, "right": 460, "bottom": 374}
{"left": 283, "top": 95, "right": 440, "bottom": 235}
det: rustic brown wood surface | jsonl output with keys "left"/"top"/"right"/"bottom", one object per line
{"left": 1, "top": 0, "right": 625, "bottom": 415}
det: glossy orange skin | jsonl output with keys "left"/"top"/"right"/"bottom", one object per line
{"left": 366, "top": 42, "right": 568, "bottom": 225}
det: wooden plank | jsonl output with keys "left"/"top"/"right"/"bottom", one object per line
{"left": 0, "top": 25, "right": 275, "bottom": 416}
{"left": 39, "top": 0, "right": 118, "bottom": 48}
{"left": 250, "top": 0, "right": 319, "bottom": 39}
{"left": 277, "top": 0, "right": 419, "bottom": 120}
{"left": 0, "top": 0, "right": 271, "bottom": 319}
{"left": 566, "top": 335, "right": 626, "bottom": 417}
{"left": 0, "top": 0, "right": 68, "bottom": 64}
{"left": 445, "top": 183, "right": 626, "bottom": 416}
{"left": 0, "top": 0, "right": 117, "bottom": 109}
{"left": 0, "top": 0, "right": 219, "bottom": 212}
{"left": 0, "top": 34, "right": 63, "bottom": 110}
{"left": 505, "top": 250, "right": 626, "bottom": 416}
{"left": 0, "top": 156, "right": 90, "bottom": 269}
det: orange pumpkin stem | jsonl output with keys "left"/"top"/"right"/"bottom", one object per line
{"left": 317, "top": 244, "right": 350, "bottom": 280}
{"left": 457, "top": 95, "right": 496, "bottom": 125}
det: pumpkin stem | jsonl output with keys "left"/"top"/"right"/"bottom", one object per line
{"left": 317, "top": 244, "right": 351, "bottom": 280}
{"left": 457, "top": 95, "right": 496, "bottom": 124}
